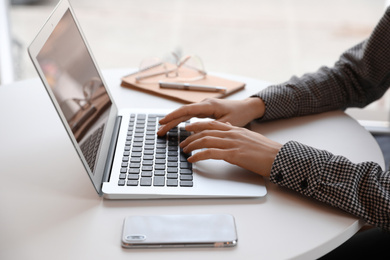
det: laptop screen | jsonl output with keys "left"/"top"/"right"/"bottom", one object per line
{"left": 36, "top": 9, "right": 112, "bottom": 173}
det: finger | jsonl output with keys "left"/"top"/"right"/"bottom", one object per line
{"left": 182, "top": 135, "right": 234, "bottom": 154}
{"left": 158, "top": 114, "right": 231, "bottom": 137}
{"left": 157, "top": 115, "right": 191, "bottom": 136}
{"left": 187, "top": 148, "right": 231, "bottom": 163}
{"left": 180, "top": 128, "right": 229, "bottom": 149}
{"left": 185, "top": 120, "right": 233, "bottom": 133}
{"left": 157, "top": 101, "right": 218, "bottom": 136}
{"left": 159, "top": 102, "right": 215, "bottom": 125}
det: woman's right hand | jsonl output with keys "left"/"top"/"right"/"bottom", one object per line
{"left": 157, "top": 97, "right": 266, "bottom": 136}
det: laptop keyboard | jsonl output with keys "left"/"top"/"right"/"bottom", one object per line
{"left": 118, "top": 114, "right": 193, "bottom": 187}
{"left": 80, "top": 124, "right": 105, "bottom": 172}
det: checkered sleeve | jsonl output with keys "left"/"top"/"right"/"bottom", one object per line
{"left": 253, "top": 7, "right": 390, "bottom": 121}
{"left": 271, "top": 141, "right": 390, "bottom": 230}
{"left": 253, "top": 8, "right": 390, "bottom": 230}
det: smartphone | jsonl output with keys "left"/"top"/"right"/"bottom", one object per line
{"left": 121, "top": 214, "right": 237, "bottom": 248}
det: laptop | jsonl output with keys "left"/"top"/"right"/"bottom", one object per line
{"left": 28, "top": 0, "right": 266, "bottom": 199}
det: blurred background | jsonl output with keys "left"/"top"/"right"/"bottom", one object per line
{"left": 1, "top": 0, "right": 390, "bottom": 132}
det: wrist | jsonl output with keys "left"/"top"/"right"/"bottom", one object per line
{"left": 244, "top": 97, "right": 266, "bottom": 120}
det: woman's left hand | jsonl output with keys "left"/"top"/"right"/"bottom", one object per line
{"left": 180, "top": 120, "right": 282, "bottom": 177}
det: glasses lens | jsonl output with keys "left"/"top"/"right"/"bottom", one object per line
{"left": 139, "top": 57, "right": 163, "bottom": 72}
{"left": 136, "top": 54, "right": 206, "bottom": 83}
{"left": 174, "top": 55, "right": 206, "bottom": 82}
{"left": 83, "top": 77, "right": 102, "bottom": 100}
{"left": 182, "top": 55, "right": 205, "bottom": 73}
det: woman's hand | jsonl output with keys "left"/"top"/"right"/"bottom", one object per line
{"left": 157, "top": 97, "right": 265, "bottom": 136}
{"left": 180, "top": 120, "right": 282, "bottom": 177}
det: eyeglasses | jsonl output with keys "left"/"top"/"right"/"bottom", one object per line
{"left": 60, "top": 77, "right": 105, "bottom": 129}
{"left": 72, "top": 77, "right": 105, "bottom": 110}
{"left": 135, "top": 52, "right": 207, "bottom": 84}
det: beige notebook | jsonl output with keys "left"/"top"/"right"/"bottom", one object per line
{"left": 121, "top": 64, "right": 245, "bottom": 104}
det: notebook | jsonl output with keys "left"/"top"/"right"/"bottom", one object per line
{"left": 28, "top": 0, "right": 266, "bottom": 199}
{"left": 121, "top": 66, "right": 246, "bottom": 104}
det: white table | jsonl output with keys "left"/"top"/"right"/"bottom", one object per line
{"left": 0, "top": 69, "right": 385, "bottom": 260}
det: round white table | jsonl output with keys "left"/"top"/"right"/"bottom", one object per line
{"left": 0, "top": 69, "right": 385, "bottom": 259}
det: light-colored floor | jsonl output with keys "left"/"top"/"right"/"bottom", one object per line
{"left": 7, "top": 0, "right": 390, "bottom": 122}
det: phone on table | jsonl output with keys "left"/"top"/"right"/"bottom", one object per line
{"left": 121, "top": 214, "right": 237, "bottom": 248}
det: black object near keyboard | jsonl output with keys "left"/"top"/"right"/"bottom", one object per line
{"left": 80, "top": 124, "right": 104, "bottom": 172}
{"left": 118, "top": 114, "right": 193, "bottom": 187}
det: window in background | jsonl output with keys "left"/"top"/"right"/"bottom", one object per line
{"left": 9, "top": 0, "right": 389, "bottom": 131}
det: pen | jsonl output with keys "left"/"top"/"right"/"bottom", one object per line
{"left": 159, "top": 82, "right": 227, "bottom": 93}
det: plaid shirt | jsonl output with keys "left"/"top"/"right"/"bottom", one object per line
{"left": 255, "top": 7, "right": 390, "bottom": 230}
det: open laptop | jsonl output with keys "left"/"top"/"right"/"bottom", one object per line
{"left": 28, "top": 0, "right": 266, "bottom": 199}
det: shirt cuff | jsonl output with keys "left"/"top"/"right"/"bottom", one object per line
{"left": 269, "top": 140, "right": 333, "bottom": 197}
{"left": 252, "top": 84, "right": 298, "bottom": 121}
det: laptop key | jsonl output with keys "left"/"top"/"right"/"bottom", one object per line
{"left": 167, "top": 162, "right": 178, "bottom": 167}
{"left": 127, "top": 180, "right": 139, "bottom": 186}
{"left": 167, "top": 179, "right": 178, "bottom": 187}
{"left": 145, "top": 140, "right": 155, "bottom": 145}
{"left": 142, "top": 166, "right": 153, "bottom": 171}
{"left": 155, "top": 159, "right": 166, "bottom": 164}
{"left": 129, "top": 168, "right": 140, "bottom": 174}
{"left": 167, "top": 167, "right": 178, "bottom": 173}
{"left": 180, "top": 169, "right": 192, "bottom": 175}
{"left": 155, "top": 170, "right": 165, "bottom": 176}
{"left": 130, "top": 163, "right": 140, "bottom": 168}
{"left": 167, "top": 156, "right": 177, "bottom": 162}
{"left": 143, "top": 155, "right": 154, "bottom": 160}
{"left": 167, "top": 173, "right": 178, "bottom": 179}
{"left": 128, "top": 174, "right": 139, "bottom": 180}
{"left": 132, "top": 147, "right": 142, "bottom": 152}
{"left": 143, "top": 150, "right": 154, "bottom": 155}
{"left": 142, "top": 160, "right": 153, "bottom": 166}
{"left": 155, "top": 154, "right": 166, "bottom": 159}
{"left": 155, "top": 164, "right": 165, "bottom": 170}
{"left": 180, "top": 175, "right": 193, "bottom": 181}
{"left": 140, "top": 177, "right": 152, "bottom": 186}
{"left": 131, "top": 152, "right": 142, "bottom": 157}
{"left": 132, "top": 142, "right": 143, "bottom": 147}
{"left": 130, "top": 157, "right": 141, "bottom": 163}
{"left": 180, "top": 181, "right": 193, "bottom": 187}
{"left": 168, "top": 146, "right": 178, "bottom": 151}
{"left": 168, "top": 151, "right": 178, "bottom": 156}
{"left": 180, "top": 152, "right": 190, "bottom": 162}
{"left": 141, "top": 171, "right": 152, "bottom": 177}
{"left": 180, "top": 162, "right": 191, "bottom": 169}
{"left": 154, "top": 176, "right": 165, "bottom": 186}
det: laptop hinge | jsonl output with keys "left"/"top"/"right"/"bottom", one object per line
{"left": 102, "top": 116, "right": 122, "bottom": 185}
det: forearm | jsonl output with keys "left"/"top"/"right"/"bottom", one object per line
{"left": 271, "top": 141, "right": 390, "bottom": 230}
{"left": 253, "top": 66, "right": 352, "bottom": 121}
{"left": 254, "top": 7, "right": 390, "bottom": 121}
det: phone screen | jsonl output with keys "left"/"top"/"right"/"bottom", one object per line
{"left": 121, "top": 214, "right": 237, "bottom": 248}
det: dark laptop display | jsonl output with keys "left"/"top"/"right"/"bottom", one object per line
{"left": 36, "top": 10, "right": 111, "bottom": 172}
